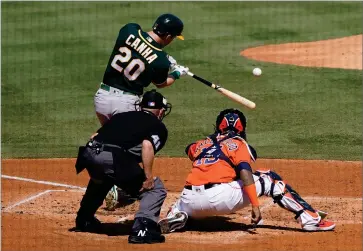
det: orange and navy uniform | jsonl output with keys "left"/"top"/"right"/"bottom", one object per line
{"left": 185, "top": 133, "right": 256, "bottom": 186}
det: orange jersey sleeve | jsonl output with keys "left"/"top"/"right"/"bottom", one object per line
{"left": 185, "top": 143, "right": 198, "bottom": 161}
{"left": 221, "top": 137, "right": 253, "bottom": 166}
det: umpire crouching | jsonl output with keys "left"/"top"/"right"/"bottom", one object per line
{"left": 73, "top": 89, "right": 171, "bottom": 244}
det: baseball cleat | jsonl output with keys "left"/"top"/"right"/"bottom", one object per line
{"left": 302, "top": 220, "right": 336, "bottom": 232}
{"left": 74, "top": 216, "right": 102, "bottom": 233}
{"left": 105, "top": 185, "right": 118, "bottom": 211}
{"left": 158, "top": 211, "right": 188, "bottom": 234}
{"left": 128, "top": 217, "right": 165, "bottom": 244}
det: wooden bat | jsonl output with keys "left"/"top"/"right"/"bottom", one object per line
{"left": 187, "top": 71, "right": 256, "bottom": 109}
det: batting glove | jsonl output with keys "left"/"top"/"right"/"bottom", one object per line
{"left": 170, "top": 64, "right": 189, "bottom": 79}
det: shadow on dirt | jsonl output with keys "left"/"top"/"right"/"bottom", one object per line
{"left": 68, "top": 220, "right": 134, "bottom": 236}
{"left": 68, "top": 217, "right": 303, "bottom": 236}
{"left": 184, "top": 216, "right": 303, "bottom": 233}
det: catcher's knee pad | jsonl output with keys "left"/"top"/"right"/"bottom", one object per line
{"left": 253, "top": 169, "right": 281, "bottom": 196}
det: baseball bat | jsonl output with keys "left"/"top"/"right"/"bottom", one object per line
{"left": 187, "top": 71, "right": 256, "bottom": 109}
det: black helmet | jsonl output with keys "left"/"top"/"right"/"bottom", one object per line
{"left": 152, "top": 13, "right": 184, "bottom": 40}
{"left": 140, "top": 89, "right": 172, "bottom": 119}
{"left": 215, "top": 108, "right": 247, "bottom": 139}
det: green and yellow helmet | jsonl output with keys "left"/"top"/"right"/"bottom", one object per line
{"left": 152, "top": 13, "right": 184, "bottom": 40}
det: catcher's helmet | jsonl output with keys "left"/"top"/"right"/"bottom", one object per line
{"left": 152, "top": 13, "right": 184, "bottom": 40}
{"left": 215, "top": 108, "right": 247, "bottom": 138}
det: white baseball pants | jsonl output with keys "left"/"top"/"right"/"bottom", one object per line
{"left": 168, "top": 174, "right": 321, "bottom": 227}
{"left": 94, "top": 85, "right": 141, "bottom": 125}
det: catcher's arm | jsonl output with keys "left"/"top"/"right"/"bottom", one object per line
{"left": 239, "top": 165, "right": 262, "bottom": 225}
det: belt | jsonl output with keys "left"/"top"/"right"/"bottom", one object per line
{"left": 184, "top": 183, "right": 221, "bottom": 190}
{"left": 100, "top": 83, "right": 138, "bottom": 96}
{"left": 87, "top": 139, "right": 125, "bottom": 153}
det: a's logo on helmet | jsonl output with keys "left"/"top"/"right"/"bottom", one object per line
{"left": 148, "top": 102, "right": 155, "bottom": 107}
{"left": 164, "top": 18, "right": 170, "bottom": 23}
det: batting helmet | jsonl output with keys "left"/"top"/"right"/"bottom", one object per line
{"left": 152, "top": 13, "right": 184, "bottom": 40}
{"left": 215, "top": 108, "right": 247, "bottom": 139}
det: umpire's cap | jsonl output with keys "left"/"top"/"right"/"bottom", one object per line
{"left": 141, "top": 89, "right": 171, "bottom": 110}
{"left": 152, "top": 13, "right": 184, "bottom": 40}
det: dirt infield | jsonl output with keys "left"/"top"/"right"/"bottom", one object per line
{"left": 1, "top": 158, "right": 362, "bottom": 251}
{"left": 240, "top": 35, "right": 362, "bottom": 70}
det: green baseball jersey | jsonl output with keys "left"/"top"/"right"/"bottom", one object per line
{"left": 102, "top": 23, "right": 171, "bottom": 95}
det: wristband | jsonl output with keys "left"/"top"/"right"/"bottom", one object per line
{"left": 170, "top": 71, "right": 180, "bottom": 79}
{"left": 244, "top": 183, "right": 259, "bottom": 206}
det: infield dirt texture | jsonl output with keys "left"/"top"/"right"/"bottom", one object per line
{"left": 1, "top": 2, "right": 362, "bottom": 251}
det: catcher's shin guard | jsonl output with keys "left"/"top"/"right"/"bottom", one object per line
{"left": 255, "top": 170, "right": 321, "bottom": 227}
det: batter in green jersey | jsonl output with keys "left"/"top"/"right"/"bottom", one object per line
{"left": 94, "top": 14, "right": 189, "bottom": 212}
{"left": 94, "top": 13, "right": 189, "bottom": 126}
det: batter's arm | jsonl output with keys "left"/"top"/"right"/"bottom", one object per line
{"left": 153, "top": 75, "right": 177, "bottom": 88}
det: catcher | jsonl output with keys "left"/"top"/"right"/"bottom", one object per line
{"left": 158, "top": 108, "right": 336, "bottom": 233}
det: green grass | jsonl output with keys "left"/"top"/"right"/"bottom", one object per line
{"left": 2, "top": 1, "right": 362, "bottom": 160}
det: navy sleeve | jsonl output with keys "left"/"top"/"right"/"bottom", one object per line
{"left": 235, "top": 162, "right": 252, "bottom": 173}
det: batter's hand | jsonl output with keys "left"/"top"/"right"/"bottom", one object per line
{"left": 251, "top": 206, "right": 262, "bottom": 225}
{"left": 139, "top": 177, "right": 155, "bottom": 192}
{"left": 172, "top": 64, "right": 189, "bottom": 78}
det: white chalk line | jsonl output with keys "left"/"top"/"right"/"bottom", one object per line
{"left": 3, "top": 189, "right": 62, "bottom": 212}
{"left": 2, "top": 189, "right": 84, "bottom": 212}
{"left": 2, "top": 175, "right": 362, "bottom": 227}
{"left": 1, "top": 175, "right": 86, "bottom": 190}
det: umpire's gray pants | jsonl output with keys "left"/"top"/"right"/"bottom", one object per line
{"left": 135, "top": 177, "right": 167, "bottom": 223}
{"left": 80, "top": 146, "right": 167, "bottom": 223}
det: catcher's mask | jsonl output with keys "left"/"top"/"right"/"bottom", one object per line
{"left": 215, "top": 108, "right": 247, "bottom": 139}
{"left": 139, "top": 89, "right": 172, "bottom": 120}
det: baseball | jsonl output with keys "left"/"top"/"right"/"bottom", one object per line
{"left": 252, "top": 67, "right": 262, "bottom": 76}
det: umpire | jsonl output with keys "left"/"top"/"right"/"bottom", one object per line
{"left": 73, "top": 89, "right": 171, "bottom": 244}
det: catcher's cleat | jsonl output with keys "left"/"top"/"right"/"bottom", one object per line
{"left": 302, "top": 220, "right": 336, "bottom": 232}
{"left": 158, "top": 211, "right": 188, "bottom": 234}
{"left": 317, "top": 210, "right": 328, "bottom": 220}
{"left": 105, "top": 185, "right": 119, "bottom": 211}
{"left": 128, "top": 217, "right": 165, "bottom": 244}
{"left": 74, "top": 216, "right": 102, "bottom": 233}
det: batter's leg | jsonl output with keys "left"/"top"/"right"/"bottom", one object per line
{"left": 96, "top": 112, "right": 110, "bottom": 126}
{"left": 94, "top": 88, "right": 112, "bottom": 125}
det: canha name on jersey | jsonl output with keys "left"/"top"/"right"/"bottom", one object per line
{"left": 125, "top": 34, "right": 158, "bottom": 64}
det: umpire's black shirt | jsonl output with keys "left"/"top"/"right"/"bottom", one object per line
{"left": 94, "top": 110, "right": 168, "bottom": 161}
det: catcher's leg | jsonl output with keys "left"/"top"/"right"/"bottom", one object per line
{"left": 158, "top": 198, "right": 188, "bottom": 234}
{"left": 255, "top": 169, "right": 335, "bottom": 231}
